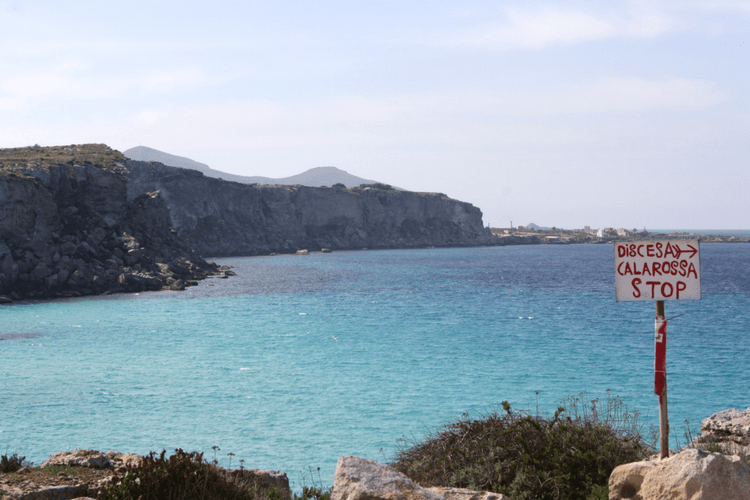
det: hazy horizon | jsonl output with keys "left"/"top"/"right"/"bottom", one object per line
{"left": 1, "top": 1, "right": 748, "bottom": 230}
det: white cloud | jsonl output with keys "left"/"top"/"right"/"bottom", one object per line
{"left": 441, "top": 3, "right": 675, "bottom": 50}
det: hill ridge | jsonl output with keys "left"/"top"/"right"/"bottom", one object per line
{"left": 123, "top": 146, "right": 389, "bottom": 188}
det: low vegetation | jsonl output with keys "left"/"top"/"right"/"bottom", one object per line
{"left": 98, "top": 448, "right": 331, "bottom": 500}
{"left": 391, "top": 393, "right": 652, "bottom": 500}
{"left": 0, "top": 143, "right": 126, "bottom": 172}
{"left": 0, "top": 453, "right": 27, "bottom": 473}
{"left": 100, "top": 449, "right": 280, "bottom": 500}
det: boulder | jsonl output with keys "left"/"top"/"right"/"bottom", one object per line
{"left": 41, "top": 450, "right": 112, "bottom": 469}
{"left": 0, "top": 483, "right": 90, "bottom": 500}
{"left": 103, "top": 451, "right": 143, "bottom": 469}
{"left": 692, "top": 407, "right": 750, "bottom": 456}
{"left": 427, "top": 487, "right": 510, "bottom": 500}
{"left": 608, "top": 448, "right": 750, "bottom": 500}
{"left": 331, "top": 456, "right": 511, "bottom": 500}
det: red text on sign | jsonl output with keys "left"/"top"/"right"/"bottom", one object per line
{"left": 630, "top": 278, "right": 688, "bottom": 299}
{"left": 616, "top": 260, "right": 698, "bottom": 279}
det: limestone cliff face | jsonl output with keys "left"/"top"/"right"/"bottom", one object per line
{"left": 0, "top": 145, "right": 219, "bottom": 301}
{"left": 0, "top": 144, "right": 495, "bottom": 301}
{"left": 125, "top": 160, "right": 495, "bottom": 256}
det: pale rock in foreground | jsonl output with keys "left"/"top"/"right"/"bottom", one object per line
{"left": 427, "top": 487, "right": 512, "bottom": 500}
{"left": 608, "top": 448, "right": 750, "bottom": 500}
{"left": 40, "top": 449, "right": 143, "bottom": 470}
{"left": 331, "top": 456, "right": 511, "bottom": 500}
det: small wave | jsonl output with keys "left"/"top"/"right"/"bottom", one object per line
{"left": 240, "top": 367, "right": 251, "bottom": 371}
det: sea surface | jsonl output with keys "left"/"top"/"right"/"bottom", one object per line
{"left": 1, "top": 243, "right": 749, "bottom": 487}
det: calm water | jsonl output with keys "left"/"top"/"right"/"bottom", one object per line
{"left": 1, "top": 243, "right": 749, "bottom": 487}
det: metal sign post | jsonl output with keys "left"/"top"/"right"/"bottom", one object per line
{"left": 614, "top": 240, "right": 701, "bottom": 459}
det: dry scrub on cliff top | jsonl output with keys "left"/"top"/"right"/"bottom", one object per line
{"left": 392, "top": 393, "right": 651, "bottom": 500}
{"left": 0, "top": 144, "right": 126, "bottom": 172}
{"left": 100, "top": 449, "right": 331, "bottom": 500}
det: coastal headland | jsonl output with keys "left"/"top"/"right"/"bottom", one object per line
{"left": 0, "top": 144, "right": 494, "bottom": 302}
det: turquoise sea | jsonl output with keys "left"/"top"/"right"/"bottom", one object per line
{"left": 1, "top": 243, "right": 749, "bottom": 487}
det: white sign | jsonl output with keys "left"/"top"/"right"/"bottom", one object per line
{"left": 614, "top": 240, "right": 701, "bottom": 302}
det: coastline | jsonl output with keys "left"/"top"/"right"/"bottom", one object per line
{"left": 490, "top": 228, "right": 750, "bottom": 245}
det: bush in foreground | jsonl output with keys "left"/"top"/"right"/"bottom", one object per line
{"left": 99, "top": 449, "right": 283, "bottom": 500}
{"left": 1, "top": 453, "right": 28, "bottom": 473}
{"left": 392, "top": 393, "right": 652, "bottom": 500}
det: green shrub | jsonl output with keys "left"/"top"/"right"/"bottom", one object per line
{"left": 294, "top": 485, "right": 331, "bottom": 500}
{"left": 99, "top": 449, "right": 281, "bottom": 500}
{"left": 293, "top": 467, "right": 331, "bottom": 500}
{"left": 392, "top": 393, "right": 651, "bottom": 500}
{"left": 0, "top": 453, "right": 27, "bottom": 473}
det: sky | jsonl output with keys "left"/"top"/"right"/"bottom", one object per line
{"left": 1, "top": 1, "right": 748, "bottom": 230}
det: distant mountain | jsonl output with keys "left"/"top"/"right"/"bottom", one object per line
{"left": 525, "top": 223, "right": 552, "bottom": 230}
{"left": 123, "top": 146, "right": 388, "bottom": 188}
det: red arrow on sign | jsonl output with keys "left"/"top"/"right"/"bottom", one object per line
{"left": 675, "top": 244, "right": 698, "bottom": 259}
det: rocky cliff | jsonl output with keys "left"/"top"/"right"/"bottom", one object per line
{"left": 0, "top": 145, "right": 221, "bottom": 301}
{"left": 126, "top": 160, "right": 495, "bottom": 256}
{"left": 1, "top": 144, "right": 495, "bottom": 301}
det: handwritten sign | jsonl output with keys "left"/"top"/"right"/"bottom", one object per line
{"left": 614, "top": 240, "right": 701, "bottom": 302}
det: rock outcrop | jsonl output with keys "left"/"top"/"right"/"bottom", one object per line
{"left": 331, "top": 456, "right": 511, "bottom": 500}
{"left": 125, "top": 160, "right": 496, "bottom": 257}
{"left": 691, "top": 407, "right": 750, "bottom": 457}
{"left": 608, "top": 448, "right": 750, "bottom": 500}
{"left": 0, "top": 145, "right": 221, "bottom": 301}
{"left": 40, "top": 450, "right": 143, "bottom": 470}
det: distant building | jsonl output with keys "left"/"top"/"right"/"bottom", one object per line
{"left": 617, "top": 228, "right": 628, "bottom": 236}
{"left": 597, "top": 229, "right": 605, "bottom": 237}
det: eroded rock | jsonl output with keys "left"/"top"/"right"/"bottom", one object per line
{"left": 41, "top": 450, "right": 112, "bottom": 469}
{"left": 331, "top": 456, "right": 511, "bottom": 500}
{"left": 427, "top": 487, "right": 511, "bottom": 500}
{"left": 609, "top": 448, "right": 750, "bottom": 500}
{"left": 692, "top": 407, "right": 750, "bottom": 456}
